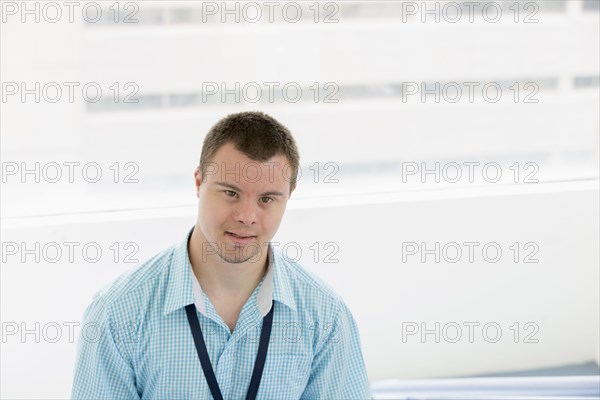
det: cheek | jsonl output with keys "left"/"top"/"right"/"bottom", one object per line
{"left": 205, "top": 202, "right": 229, "bottom": 224}
{"left": 198, "top": 196, "right": 227, "bottom": 228}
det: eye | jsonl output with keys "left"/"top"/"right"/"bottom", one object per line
{"left": 260, "top": 197, "right": 274, "bottom": 204}
{"left": 224, "top": 190, "right": 237, "bottom": 197}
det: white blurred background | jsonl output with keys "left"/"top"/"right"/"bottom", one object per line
{"left": 1, "top": 1, "right": 599, "bottom": 398}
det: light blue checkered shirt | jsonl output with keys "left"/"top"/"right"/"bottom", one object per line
{"left": 71, "top": 228, "right": 371, "bottom": 399}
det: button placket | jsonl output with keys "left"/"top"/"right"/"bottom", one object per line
{"left": 214, "top": 347, "right": 234, "bottom": 397}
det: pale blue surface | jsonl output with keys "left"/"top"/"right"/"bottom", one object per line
{"left": 370, "top": 375, "right": 600, "bottom": 399}
{"left": 370, "top": 363, "right": 600, "bottom": 400}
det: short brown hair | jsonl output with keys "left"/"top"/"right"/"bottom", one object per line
{"left": 199, "top": 111, "right": 300, "bottom": 194}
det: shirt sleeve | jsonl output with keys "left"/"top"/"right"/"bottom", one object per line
{"left": 71, "top": 298, "right": 140, "bottom": 400}
{"left": 301, "top": 300, "right": 372, "bottom": 400}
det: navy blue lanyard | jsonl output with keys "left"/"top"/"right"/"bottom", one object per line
{"left": 185, "top": 301, "right": 274, "bottom": 400}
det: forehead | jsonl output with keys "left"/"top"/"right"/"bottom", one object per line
{"left": 207, "top": 142, "right": 291, "bottom": 189}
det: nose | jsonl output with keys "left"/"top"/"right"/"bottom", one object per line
{"left": 234, "top": 198, "right": 257, "bottom": 225}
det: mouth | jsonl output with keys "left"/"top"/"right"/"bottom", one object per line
{"left": 226, "top": 231, "right": 256, "bottom": 238}
{"left": 225, "top": 231, "right": 257, "bottom": 244}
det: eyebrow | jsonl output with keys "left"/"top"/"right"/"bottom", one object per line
{"left": 214, "top": 182, "right": 284, "bottom": 197}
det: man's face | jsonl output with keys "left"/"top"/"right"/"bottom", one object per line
{"left": 194, "top": 142, "right": 294, "bottom": 264}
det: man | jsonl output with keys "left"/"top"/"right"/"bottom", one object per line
{"left": 71, "top": 111, "right": 371, "bottom": 399}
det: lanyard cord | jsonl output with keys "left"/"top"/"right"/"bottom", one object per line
{"left": 185, "top": 301, "right": 275, "bottom": 400}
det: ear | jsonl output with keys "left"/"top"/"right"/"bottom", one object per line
{"left": 194, "top": 166, "right": 202, "bottom": 197}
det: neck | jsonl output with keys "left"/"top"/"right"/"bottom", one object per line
{"left": 188, "top": 228, "right": 268, "bottom": 301}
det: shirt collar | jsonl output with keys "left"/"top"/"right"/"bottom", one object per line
{"left": 164, "top": 227, "right": 297, "bottom": 316}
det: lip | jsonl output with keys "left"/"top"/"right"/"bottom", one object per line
{"left": 226, "top": 231, "right": 257, "bottom": 244}
{"left": 227, "top": 231, "right": 256, "bottom": 238}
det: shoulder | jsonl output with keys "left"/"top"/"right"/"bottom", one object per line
{"left": 272, "top": 249, "right": 364, "bottom": 356}
{"left": 273, "top": 248, "right": 348, "bottom": 322}
{"left": 82, "top": 244, "right": 176, "bottom": 323}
